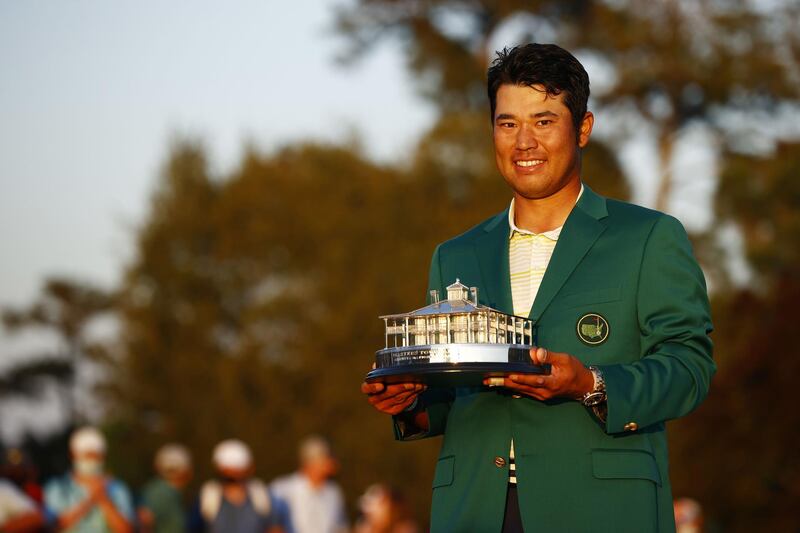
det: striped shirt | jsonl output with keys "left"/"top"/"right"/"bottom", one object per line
{"left": 506, "top": 185, "right": 584, "bottom": 484}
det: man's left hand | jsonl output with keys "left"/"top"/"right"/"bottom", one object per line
{"left": 482, "top": 347, "right": 594, "bottom": 401}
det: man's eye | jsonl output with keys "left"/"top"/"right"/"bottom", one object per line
{"left": 537, "top": 120, "right": 552, "bottom": 126}
{"left": 500, "top": 122, "right": 515, "bottom": 128}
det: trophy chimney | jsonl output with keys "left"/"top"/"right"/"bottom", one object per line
{"left": 429, "top": 289, "right": 440, "bottom": 304}
{"left": 470, "top": 286, "right": 479, "bottom": 305}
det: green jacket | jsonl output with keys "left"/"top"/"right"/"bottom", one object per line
{"left": 394, "top": 186, "right": 715, "bottom": 532}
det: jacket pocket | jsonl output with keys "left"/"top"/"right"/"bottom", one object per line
{"left": 432, "top": 455, "right": 455, "bottom": 488}
{"left": 591, "top": 449, "right": 662, "bottom": 486}
{"left": 559, "top": 286, "right": 622, "bottom": 310}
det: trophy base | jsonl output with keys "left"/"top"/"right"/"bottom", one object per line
{"left": 367, "top": 339, "right": 551, "bottom": 389}
{"left": 365, "top": 362, "right": 549, "bottom": 388}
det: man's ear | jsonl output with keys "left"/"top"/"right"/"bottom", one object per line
{"left": 578, "top": 112, "right": 594, "bottom": 148}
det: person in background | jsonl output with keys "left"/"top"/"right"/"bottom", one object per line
{"left": 270, "top": 435, "right": 348, "bottom": 533}
{"left": 2, "top": 449, "right": 43, "bottom": 506}
{"left": 43, "top": 426, "right": 133, "bottom": 533}
{"left": 138, "top": 444, "right": 193, "bottom": 533}
{"left": 198, "top": 439, "right": 286, "bottom": 533}
{"left": 354, "top": 484, "right": 417, "bottom": 533}
{"left": 674, "top": 497, "right": 704, "bottom": 533}
{"left": 0, "top": 476, "right": 44, "bottom": 533}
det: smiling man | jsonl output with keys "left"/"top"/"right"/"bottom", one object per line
{"left": 362, "top": 44, "right": 715, "bottom": 533}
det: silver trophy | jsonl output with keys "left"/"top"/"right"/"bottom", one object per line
{"left": 366, "top": 279, "right": 549, "bottom": 387}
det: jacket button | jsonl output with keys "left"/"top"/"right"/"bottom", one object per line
{"left": 494, "top": 456, "right": 506, "bottom": 468}
{"left": 623, "top": 422, "right": 638, "bottom": 432}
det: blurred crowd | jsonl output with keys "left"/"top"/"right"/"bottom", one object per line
{"left": 1, "top": 425, "right": 707, "bottom": 532}
{"left": 0, "top": 426, "right": 418, "bottom": 533}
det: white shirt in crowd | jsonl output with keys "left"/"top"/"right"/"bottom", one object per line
{"left": 0, "top": 480, "right": 36, "bottom": 525}
{"left": 270, "top": 472, "right": 348, "bottom": 533}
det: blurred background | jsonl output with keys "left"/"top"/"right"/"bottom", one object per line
{"left": 1, "top": 0, "right": 799, "bottom": 531}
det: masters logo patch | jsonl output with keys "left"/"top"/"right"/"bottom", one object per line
{"left": 576, "top": 313, "right": 610, "bottom": 345}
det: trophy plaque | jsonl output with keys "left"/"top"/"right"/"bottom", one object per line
{"left": 365, "top": 279, "right": 550, "bottom": 387}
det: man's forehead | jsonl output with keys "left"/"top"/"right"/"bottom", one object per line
{"left": 495, "top": 83, "right": 568, "bottom": 115}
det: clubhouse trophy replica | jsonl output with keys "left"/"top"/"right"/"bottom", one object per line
{"left": 366, "top": 279, "right": 549, "bottom": 387}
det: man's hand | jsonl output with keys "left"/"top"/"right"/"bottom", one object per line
{"left": 84, "top": 476, "right": 108, "bottom": 502}
{"left": 361, "top": 380, "right": 426, "bottom": 415}
{"left": 483, "top": 347, "right": 594, "bottom": 401}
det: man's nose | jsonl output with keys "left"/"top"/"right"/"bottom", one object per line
{"left": 516, "top": 124, "right": 538, "bottom": 150}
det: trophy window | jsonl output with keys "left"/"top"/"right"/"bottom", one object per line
{"left": 452, "top": 313, "right": 469, "bottom": 343}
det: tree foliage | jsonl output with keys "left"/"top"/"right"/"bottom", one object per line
{"left": 336, "top": 0, "right": 800, "bottom": 208}
{"left": 1, "top": 278, "right": 115, "bottom": 425}
{"left": 668, "top": 142, "right": 800, "bottom": 531}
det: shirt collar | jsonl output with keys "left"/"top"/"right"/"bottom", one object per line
{"left": 508, "top": 183, "right": 584, "bottom": 241}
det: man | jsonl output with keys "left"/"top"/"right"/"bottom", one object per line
{"left": 198, "top": 439, "right": 286, "bottom": 533}
{"left": 362, "top": 43, "right": 715, "bottom": 532}
{"left": 270, "top": 435, "right": 348, "bottom": 533}
{"left": 138, "top": 444, "right": 192, "bottom": 533}
{"left": 43, "top": 426, "right": 134, "bottom": 533}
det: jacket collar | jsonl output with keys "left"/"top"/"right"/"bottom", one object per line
{"left": 474, "top": 184, "right": 608, "bottom": 320}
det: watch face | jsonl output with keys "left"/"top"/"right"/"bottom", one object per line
{"left": 582, "top": 391, "right": 606, "bottom": 407}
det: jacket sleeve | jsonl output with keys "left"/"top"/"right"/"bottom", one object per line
{"left": 393, "top": 244, "right": 455, "bottom": 441}
{"left": 600, "top": 215, "right": 716, "bottom": 434}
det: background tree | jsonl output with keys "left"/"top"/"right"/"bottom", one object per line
{"left": 669, "top": 142, "right": 800, "bottom": 531}
{"left": 2, "top": 278, "right": 114, "bottom": 427}
{"left": 336, "top": 0, "right": 800, "bottom": 210}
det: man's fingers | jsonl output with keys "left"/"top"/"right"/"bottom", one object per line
{"left": 371, "top": 388, "right": 425, "bottom": 414}
{"left": 509, "top": 373, "right": 549, "bottom": 388}
{"left": 362, "top": 381, "right": 424, "bottom": 395}
{"left": 482, "top": 376, "right": 552, "bottom": 400}
{"left": 530, "top": 346, "right": 546, "bottom": 365}
{"left": 530, "top": 346, "right": 568, "bottom": 366}
{"left": 361, "top": 381, "right": 385, "bottom": 395}
{"left": 373, "top": 389, "right": 419, "bottom": 408}
{"left": 483, "top": 374, "right": 550, "bottom": 389}
{"left": 530, "top": 346, "right": 554, "bottom": 365}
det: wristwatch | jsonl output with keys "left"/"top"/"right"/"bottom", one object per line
{"left": 580, "top": 365, "right": 606, "bottom": 407}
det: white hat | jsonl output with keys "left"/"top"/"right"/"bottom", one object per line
{"left": 212, "top": 439, "right": 252, "bottom": 470}
{"left": 299, "top": 435, "right": 332, "bottom": 464}
{"left": 155, "top": 444, "right": 192, "bottom": 474}
{"left": 69, "top": 427, "right": 106, "bottom": 455}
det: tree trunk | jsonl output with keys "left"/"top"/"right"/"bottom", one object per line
{"left": 654, "top": 127, "right": 676, "bottom": 212}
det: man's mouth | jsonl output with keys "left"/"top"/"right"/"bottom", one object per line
{"left": 515, "top": 159, "right": 545, "bottom": 168}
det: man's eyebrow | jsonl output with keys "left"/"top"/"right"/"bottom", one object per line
{"left": 494, "top": 111, "right": 559, "bottom": 121}
{"left": 494, "top": 113, "right": 516, "bottom": 121}
{"left": 531, "top": 111, "right": 558, "bottom": 118}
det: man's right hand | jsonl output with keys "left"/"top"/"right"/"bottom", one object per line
{"left": 361, "top": 380, "right": 426, "bottom": 415}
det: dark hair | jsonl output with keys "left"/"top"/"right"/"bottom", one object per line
{"left": 487, "top": 43, "right": 590, "bottom": 133}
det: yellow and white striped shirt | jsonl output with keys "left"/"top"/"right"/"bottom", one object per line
{"left": 508, "top": 185, "right": 584, "bottom": 317}
{"left": 506, "top": 185, "right": 583, "bottom": 483}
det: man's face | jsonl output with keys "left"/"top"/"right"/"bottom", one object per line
{"left": 218, "top": 466, "right": 250, "bottom": 484}
{"left": 72, "top": 451, "right": 105, "bottom": 477}
{"left": 493, "top": 83, "right": 593, "bottom": 200}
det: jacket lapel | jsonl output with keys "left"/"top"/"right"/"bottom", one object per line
{"left": 529, "top": 186, "right": 609, "bottom": 323}
{"left": 474, "top": 209, "right": 514, "bottom": 314}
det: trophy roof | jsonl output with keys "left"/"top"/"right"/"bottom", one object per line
{"left": 379, "top": 279, "right": 529, "bottom": 321}
{"left": 380, "top": 299, "right": 492, "bottom": 319}
{"left": 446, "top": 279, "right": 469, "bottom": 291}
